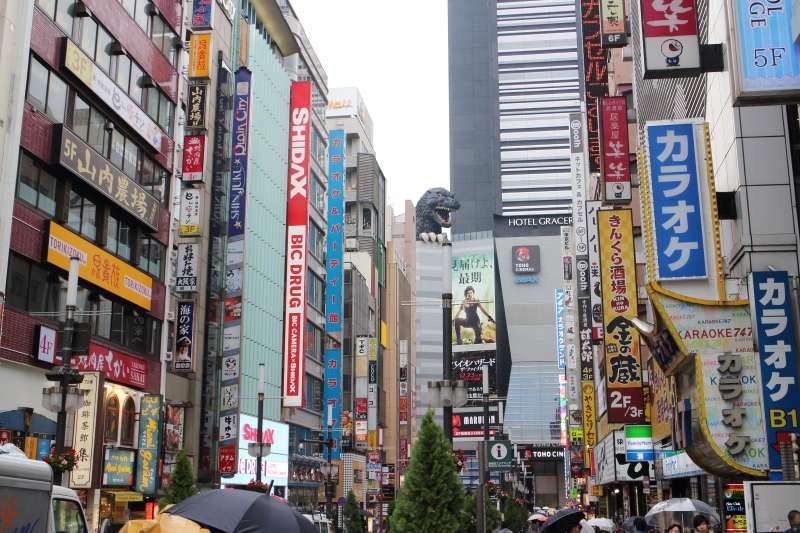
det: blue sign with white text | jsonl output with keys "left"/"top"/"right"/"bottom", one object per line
{"left": 750, "top": 270, "right": 800, "bottom": 480}
{"left": 323, "top": 129, "right": 345, "bottom": 459}
{"left": 646, "top": 121, "right": 707, "bottom": 280}
{"left": 228, "top": 68, "right": 251, "bottom": 239}
{"left": 556, "top": 288, "right": 565, "bottom": 369}
{"left": 734, "top": 0, "right": 800, "bottom": 95}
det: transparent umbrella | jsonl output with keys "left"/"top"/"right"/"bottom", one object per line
{"left": 645, "top": 498, "right": 721, "bottom": 531}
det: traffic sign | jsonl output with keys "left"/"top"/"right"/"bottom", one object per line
{"left": 487, "top": 441, "right": 513, "bottom": 471}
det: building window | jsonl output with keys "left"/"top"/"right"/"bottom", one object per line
{"left": 308, "top": 222, "right": 325, "bottom": 261}
{"left": 138, "top": 235, "right": 163, "bottom": 278}
{"left": 305, "top": 376, "right": 323, "bottom": 412}
{"left": 306, "top": 322, "right": 323, "bottom": 360}
{"left": 89, "top": 293, "right": 112, "bottom": 338}
{"left": 106, "top": 213, "right": 132, "bottom": 260}
{"left": 119, "top": 396, "right": 136, "bottom": 446}
{"left": 26, "top": 56, "right": 68, "bottom": 123}
{"left": 309, "top": 174, "right": 325, "bottom": 215}
{"left": 104, "top": 394, "right": 120, "bottom": 443}
{"left": 307, "top": 271, "right": 324, "bottom": 311}
{"left": 362, "top": 207, "right": 373, "bottom": 232}
{"left": 79, "top": 16, "right": 97, "bottom": 57}
{"left": 67, "top": 190, "right": 97, "bottom": 241}
{"left": 95, "top": 26, "right": 113, "bottom": 74}
{"left": 16, "top": 152, "right": 57, "bottom": 216}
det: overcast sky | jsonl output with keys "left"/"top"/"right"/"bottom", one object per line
{"left": 289, "top": 0, "right": 449, "bottom": 212}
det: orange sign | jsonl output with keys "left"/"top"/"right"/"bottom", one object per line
{"left": 188, "top": 32, "right": 212, "bottom": 78}
{"left": 46, "top": 222, "right": 152, "bottom": 310}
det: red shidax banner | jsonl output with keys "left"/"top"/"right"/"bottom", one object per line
{"left": 600, "top": 96, "right": 631, "bottom": 203}
{"left": 282, "top": 81, "right": 312, "bottom": 408}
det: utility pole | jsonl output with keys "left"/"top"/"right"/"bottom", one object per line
{"left": 441, "top": 241, "right": 453, "bottom": 442}
{"left": 256, "top": 363, "right": 265, "bottom": 483}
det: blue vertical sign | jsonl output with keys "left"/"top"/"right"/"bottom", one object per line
{"left": 324, "top": 129, "right": 345, "bottom": 459}
{"left": 556, "top": 288, "right": 565, "bottom": 369}
{"left": 646, "top": 121, "right": 707, "bottom": 280}
{"left": 750, "top": 270, "right": 800, "bottom": 480}
{"left": 734, "top": 1, "right": 800, "bottom": 96}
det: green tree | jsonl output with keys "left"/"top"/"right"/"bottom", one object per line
{"left": 502, "top": 498, "right": 529, "bottom": 532}
{"left": 389, "top": 411, "right": 466, "bottom": 533}
{"left": 343, "top": 490, "right": 364, "bottom": 533}
{"left": 462, "top": 489, "right": 501, "bottom": 531}
{"left": 159, "top": 450, "right": 198, "bottom": 507}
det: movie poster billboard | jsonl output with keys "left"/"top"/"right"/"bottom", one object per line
{"left": 451, "top": 350, "right": 497, "bottom": 402}
{"left": 282, "top": 81, "right": 312, "bottom": 407}
{"left": 597, "top": 209, "right": 645, "bottom": 423}
{"left": 452, "top": 249, "right": 495, "bottom": 347}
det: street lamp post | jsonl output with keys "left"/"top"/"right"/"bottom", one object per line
{"left": 256, "top": 363, "right": 265, "bottom": 483}
{"left": 42, "top": 256, "right": 84, "bottom": 485}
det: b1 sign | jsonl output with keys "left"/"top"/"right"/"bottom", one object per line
{"left": 729, "top": 0, "right": 800, "bottom": 104}
{"left": 644, "top": 120, "right": 708, "bottom": 280}
{"left": 640, "top": 0, "right": 701, "bottom": 77}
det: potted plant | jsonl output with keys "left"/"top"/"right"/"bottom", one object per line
{"left": 42, "top": 448, "right": 78, "bottom": 474}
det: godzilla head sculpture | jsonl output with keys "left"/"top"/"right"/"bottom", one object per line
{"left": 416, "top": 187, "right": 460, "bottom": 242}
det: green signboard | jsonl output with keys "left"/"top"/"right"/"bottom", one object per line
{"left": 487, "top": 441, "right": 513, "bottom": 471}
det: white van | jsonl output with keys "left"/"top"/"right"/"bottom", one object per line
{"left": 302, "top": 511, "right": 333, "bottom": 533}
{"left": 0, "top": 445, "right": 88, "bottom": 533}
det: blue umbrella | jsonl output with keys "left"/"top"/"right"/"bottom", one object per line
{"left": 165, "top": 489, "right": 317, "bottom": 533}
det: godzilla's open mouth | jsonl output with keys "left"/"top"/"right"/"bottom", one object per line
{"left": 434, "top": 206, "right": 453, "bottom": 226}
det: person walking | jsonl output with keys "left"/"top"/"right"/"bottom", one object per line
{"left": 785, "top": 510, "right": 800, "bottom": 533}
{"left": 692, "top": 515, "right": 710, "bottom": 533}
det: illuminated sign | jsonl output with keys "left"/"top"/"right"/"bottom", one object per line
{"left": 600, "top": 0, "right": 627, "bottom": 46}
{"left": 188, "top": 32, "right": 212, "bottom": 78}
{"left": 179, "top": 189, "right": 202, "bottom": 236}
{"left": 600, "top": 97, "right": 631, "bottom": 203}
{"left": 191, "top": 0, "right": 214, "bottom": 30}
{"left": 47, "top": 222, "right": 152, "bottom": 310}
{"left": 282, "top": 81, "right": 312, "bottom": 408}
{"left": 182, "top": 134, "right": 206, "bottom": 183}
{"left": 580, "top": 0, "right": 609, "bottom": 172}
{"left": 176, "top": 243, "right": 199, "bottom": 292}
{"left": 187, "top": 83, "right": 208, "bottom": 129}
{"left": 640, "top": 0, "right": 701, "bottom": 77}
{"left": 174, "top": 301, "right": 195, "bottom": 372}
{"left": 136, "top": 394, "right": 162, "bottom": 494}
{"left": 72, "top": 342, "right": 148, "bottom": 389}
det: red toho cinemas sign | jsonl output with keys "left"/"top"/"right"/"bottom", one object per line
{"left": 282, "top": 81, "right": 312, "bottom": 407}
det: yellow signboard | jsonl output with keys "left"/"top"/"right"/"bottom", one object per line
{"left": 188, "top": 32, "right": 212, "bottom": 78}
{"left": 582, "top": 381, "right": 597, "bottom": 449}
{"left": 47, "top": 222, "right": 153, "bottom": 310}
{"left": 368, "top": 431, "right": 377, "bottom": 449}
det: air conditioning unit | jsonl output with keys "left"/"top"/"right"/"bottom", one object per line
{"left": 167, "top": 310, "right": 175, "bottom": 321}
{"left": 145, "top": 1, "right": 160, "bottom": 16}
{"left": 73, "top": 1, "right": 92, "bottom": 17}
{"left": 108, "top": 41, "right": 126, "bottom": 56}
{"left": 164, "top": 351, "right": 173, "bottom": 362}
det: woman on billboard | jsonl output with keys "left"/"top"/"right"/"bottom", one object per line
{"left": 453, "top": 286, "right": 495, "bottom": 344}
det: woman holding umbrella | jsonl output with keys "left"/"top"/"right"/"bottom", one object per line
{"left": 541, "top": 509, "right": 586, "bottom": 533}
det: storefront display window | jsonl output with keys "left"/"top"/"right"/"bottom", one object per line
{"left": 120, "top": 397, "right": 136, "bottom": 446}
{"left": 104, "top": 394, "right": 119, "bottom": 443}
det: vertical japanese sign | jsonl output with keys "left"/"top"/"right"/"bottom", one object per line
{"left": 556, "top": 288, "right": 566, "bottom": 369}
{"left": 355, "top": 337, "right": 369, "bottom": 447}
{"left": 283, "top": 81, "right": 312, "bottom": 408}
{"left": 580, "top": 0, "right": 609, "bottom": 172}
{"left": 188, "top": 32, "right": 212, "bottom": 78}
{"left": 587, "top": 201, "right": 604, "bottom": 341}
{"left": 644, "top": 120, "right": 707, "bottom": 280}
{"left": 600, "top": 0, "right": 627, "bottom": 46}
{"left": 69, "top": 372, "right": 101, "bottom": 489}
{"left": 186, "top": 83, "right": 208, "bottom": 129}
{"left": 219, "top": 68, "right": 251, "bottom": 473}
{"left": 136, "top": 394, "right": 163, "bottom": 494}
{"left": 749, "top": 271, "right": 800, "bottom": 480}
{"left": 324, "top": 129, "right": 345, "bottom": 459}
{"left": 597, "top": 209, "right": 645, "bottom": 423}
{"left": 179, "top": 189, "right": 202, "bottom": 236}
{"left": 582, "top": 381, "right": 597, "bottom": 460}
{"left": 176, "top": 243, "right": 199, "bottom": 292}
{"left": 600, "top": 97, "right": 631, "bottom": 203}
{"left": 174, "top": 301, "right": 195, "bottom": 372}
{"left": 368, "top": 339, "right": 378, "bottom": 441}
{"left": 640, "top": 0, "right": 701, "bottom": 77}
{"left": 182, "top": 134, "right": 206, "bottom": 182}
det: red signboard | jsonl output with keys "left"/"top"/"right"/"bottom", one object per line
{"left": 600, "top": 97, "right": 631, "bottom": 203}
{"left": 640, "top": 0, "right": 701, "bottom": 77}
{"left": 72, "top": 343, "right": 148, "bottom": 389}
{"left": 219, "top": 444, "right": 237, "bottom": 475}
{"left": 182, "top": 134, "right": 206, "bottom": 182}
{"left": 581, "top": 0, "right": 609, "bottom": 172}
{"left": 282, "top": 81, "right": 312, "bottom": 408}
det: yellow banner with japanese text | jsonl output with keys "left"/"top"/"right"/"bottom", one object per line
{"left": 188, "top": 32, "right": 212, "bottom": 78}
{"left": 47, "top": 222, "right": 153, "bottom": 310}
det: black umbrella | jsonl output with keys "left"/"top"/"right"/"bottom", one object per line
{"left": 165, "top": 489, "right": 318, "bottom": 533}
{"left": 541, "top": 509, "right": 586, "bottom": 533}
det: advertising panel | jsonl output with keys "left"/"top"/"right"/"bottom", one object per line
{"left": 176, "top": 243, "right": 199, "bottom": 292}
{"left": 660, "top": 449, "right": 703, "bottom": 478}
{"left": 649, "top": 357, "right": 674, "bottom": 441}
{"left": 136, "top": 394, "right": 162, "bottom": 495}
{"left": 597, "top": 209, "right": 645, "bottom": 423}
{"left": 188, "top": 32, "right": 212, "bottom": 78}
{"left": 556, "top": 288, "right": 566, "bottom": 369}
{"left": 182, "top": 134, "right": 207, "bottom": 183}
{"left": 729, "top": 0, "right": 800, "bottom": 104}
{"left": 282, "top": 81, "right": 312, "bottom": 408}
{"left": 452, "top": 406, "right": 499, "bottom": 439}
{"left": 512, "top": 245, "right": 540, "bottom": 275}
{"left": 744, "top": 481, "right": 800, "bottom": 533}
{"left": 179, "top": 189, "right": 202, "bottom": 236}
{"left": 103, "top": 447, "right": 135, "bottom": 487}
{"left": 187, "top": 83, "right": 209, "bottom": 129}
{"left": 70, "top": 372, "right": 102, "bottom": 489}
{"left": 723, "top": 483, "right": 747, "bottom": 533}
{"left": 191, "top": 0, "right": 214, "bottom": 30}
{"left": 600, "top": 97, "right": 632, "bottom": 203}
{"left": 165, "top": 405, "right": 185, "bottom": 452}
{"left": 47, "top": 222, "right": 152, "bottom": 310}
{"left": 654, "top": 293, "right": 768, "bottom": 473}
{"left": 63, "top": 39, "right": 161, "bottom": 150}
{"left": 580, "top": 0, "right": 609, "bottom": 172}
{"left": 59, "top": 127, "right": 160, "bottom": 230}
{"left": 595, "top": 429, "right": 651, "bottom": 484}
{"left": 221, "top": 414, "right": 289, "bottom": 488}
{"left": 586, "top": 201, "right": 604, "bottom": 341}
{"left": 640, "top": 0, "right": 701, "bottom": 77}
{"left": 452, "top": 251, "right": 496, "bottom": 347}
{"left": 582, "top": 381, "right": 597, "bottom": 453}
{"left": 749, "top": 271, "right": 800, "bottom": 479}
{"left": 72, "top": 342, "right": 147, "bottom": 389}
{"left": 644, "top": 120, "right": 707, "bottom": 280}
{"left": 600, "top": 0, "right": 627, "bottom": 46}
{"left": 451, "top": 349, "right": 497, "bottom": 402}
{"left": 35, "top": 325, "right": 57, "bottom": 364}
{"left": 625, "top": 425, "right": 654, "bottom": 461}
{"left": 174, "top": 301, "right": 195, "bottom": 372}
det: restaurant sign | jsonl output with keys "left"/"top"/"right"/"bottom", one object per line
{"left": 136, "top": 394, "right": 163, "bottom": 494}
{"left": 72, "top": 342, "right": 147, "bottom": 389}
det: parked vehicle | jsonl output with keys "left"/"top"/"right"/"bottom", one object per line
{"left": 302, "top": 511, "right": 332, "bottom": 533}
